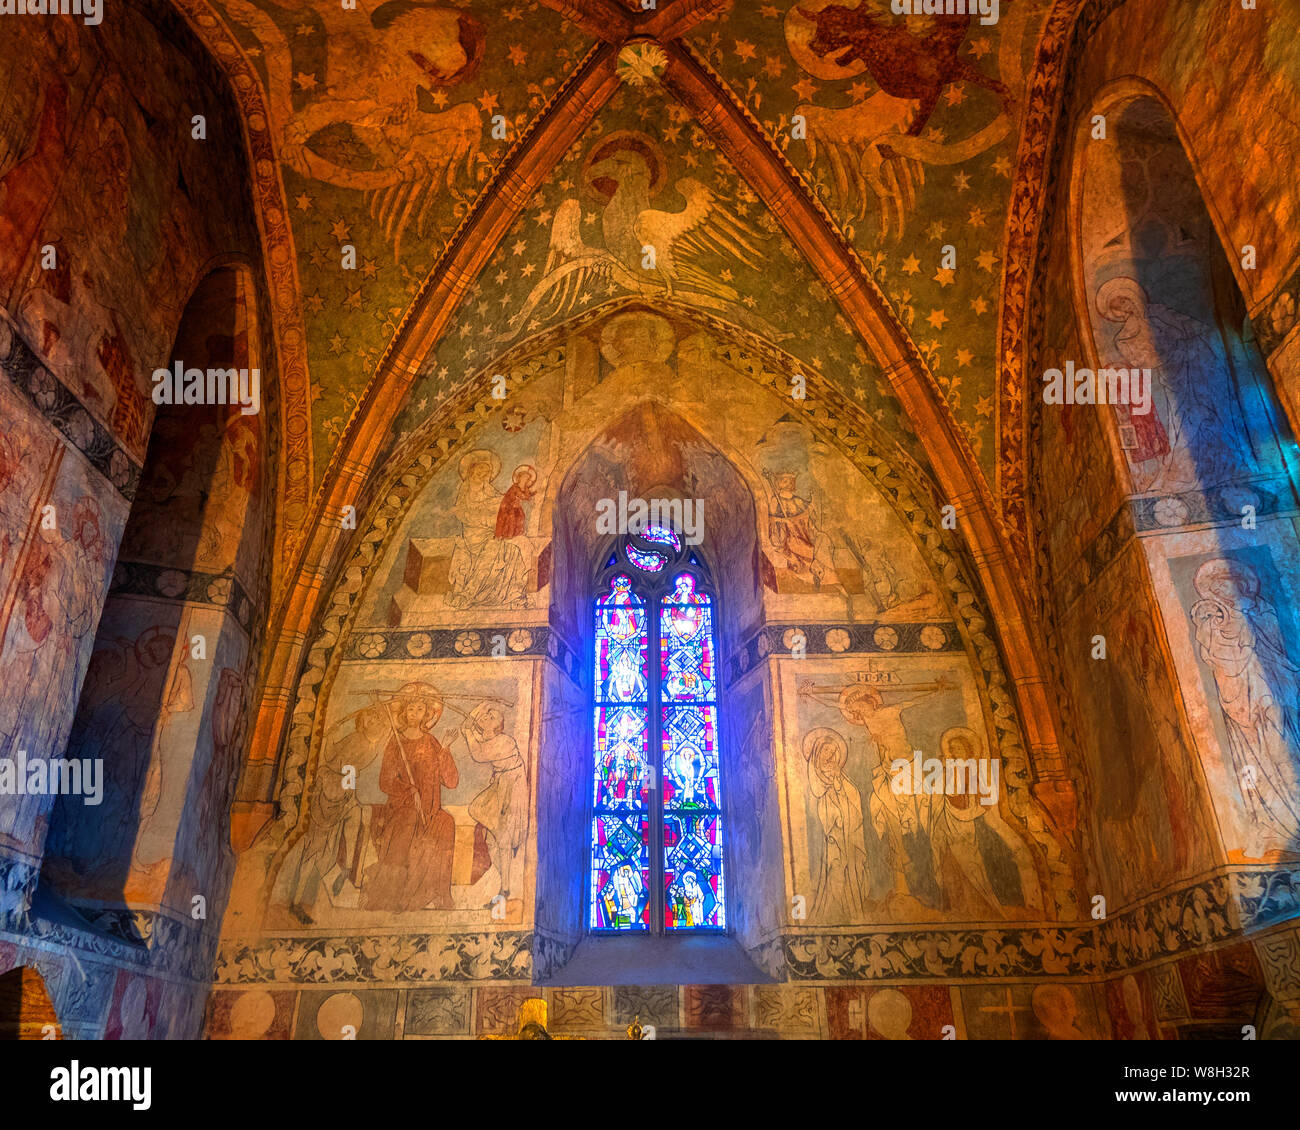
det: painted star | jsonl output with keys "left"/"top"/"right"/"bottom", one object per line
{"left": 792, "top": 77, "right": 819, "bottom": 103}
{"left": 933, "top": 268, "right": 955, "bottom": 288}
{"left": 971, "top": 297, "right": 990, "bottom": 315}
{"left": 734, "top": 40, "right": 757, "bottom": 62}
{"left": 330, "top": 219, "right": 351, "bottom": 242}
{"left": 901, "top": 254, "right": 921, "bottom": 275}
{"left": 294, "top": 193, "right": 313, "bottom": 211}
{"left": 977, "top": 250, "right": 998, "bottom": 273}
{"left": 956, "top": 349, "right": 973, "bottom": 367}
{"left": 927, "top": 309, "right": 949, "bottom": 330}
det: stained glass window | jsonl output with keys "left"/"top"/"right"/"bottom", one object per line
{"left": 590, "top": 528, "right": 725, "bottom": 933}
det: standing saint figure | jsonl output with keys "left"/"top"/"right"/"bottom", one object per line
{"left": 926, "top": 727, "right": 1042, "bottom": 918}
{"left": 1189, "top": 558, "right": 1300, "bottom": 852}
{"left": 460, "top": 702, "right": 528, "bottom": 903}
{"left": 801, "top": 727, "right": 868, "bottom": 923}
{"left": 363, "top": 683, "right": 460, "bottom": 911}
{"left": 1095, "top": 277, "right": 1252, "bottom": 492}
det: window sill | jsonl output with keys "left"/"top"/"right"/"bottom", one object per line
{"left": 536, "top": 932, "right": 776, "bottom": 986}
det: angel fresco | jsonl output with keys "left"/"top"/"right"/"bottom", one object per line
{"left": 221, "top": 0, "right": 484, "bottom": 257}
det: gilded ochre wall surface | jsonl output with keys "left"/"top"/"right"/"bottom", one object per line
{"left": 0, "top": 0, "right": 1297, "bottom": 1042}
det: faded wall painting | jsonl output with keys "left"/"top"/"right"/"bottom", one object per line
{"left": 42, "top": 267, "right": 270, "bottom": 927}
{"left": 1056, "top": 544, "right": 1217, "bottom": 907}
{"left": 267, "top": 662, "right": 536, "bottom": 930}
{"left": 779, "top": 654, "right": 1045, "bottom": 926}
{"left": 1079, "top": 99, "right": 1290, "bottom": 498}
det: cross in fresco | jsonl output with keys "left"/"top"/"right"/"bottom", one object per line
{"left": 979, "top": 988, "right": 1032, "bottom": 1039}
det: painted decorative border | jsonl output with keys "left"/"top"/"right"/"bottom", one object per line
{"left": 1, "top": 871, "right": 219, "bottom": 985}
{"left": 0, "top": 314, "right": 141, "bottom": 502}
{"left": 726, "top": 621, "right": 965, "bottom": 685}
{"left": 214, "top": 930, "right": 534, "bottom": 985}
{"left": 109, "top": 560, "right": 256, "bottom": 636}
{"left": 1253, "top": 258, "right": 1300, "bottom": 358}
{"left": 1049, "top": 470, "right": 1300, "bottom": 621}
{"left": 997, "top": 0, "right": 1129, "bottom": 541}
{"left": 340, "top": 624, "right": 571, "bottom": 675}
{"left": 207, "top": 866, "right": 1300, "bottom": 986}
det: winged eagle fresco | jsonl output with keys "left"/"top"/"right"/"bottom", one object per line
{"left": 508, "top": 132, "right": 767, "bottom": 338}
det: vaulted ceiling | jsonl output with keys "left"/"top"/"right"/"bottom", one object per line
{"left": 175, "top": 0, "right": 1089, "bottom": 573}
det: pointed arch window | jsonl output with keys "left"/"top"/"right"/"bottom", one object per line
{"left": 590, "top": 524, "right": 725, "bottom": 933}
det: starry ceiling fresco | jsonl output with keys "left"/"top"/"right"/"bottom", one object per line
{"left": 384, "top": 76, "right": 928, "bottom": 474}
{"left": 206, "top": 0, "right": 597, "bottom": 456}
{"left": 684, "top": 0, "right": 1053, "bottom": 476}
{"left": 177, "top": 0, "right": 1070, "bottom": 508}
